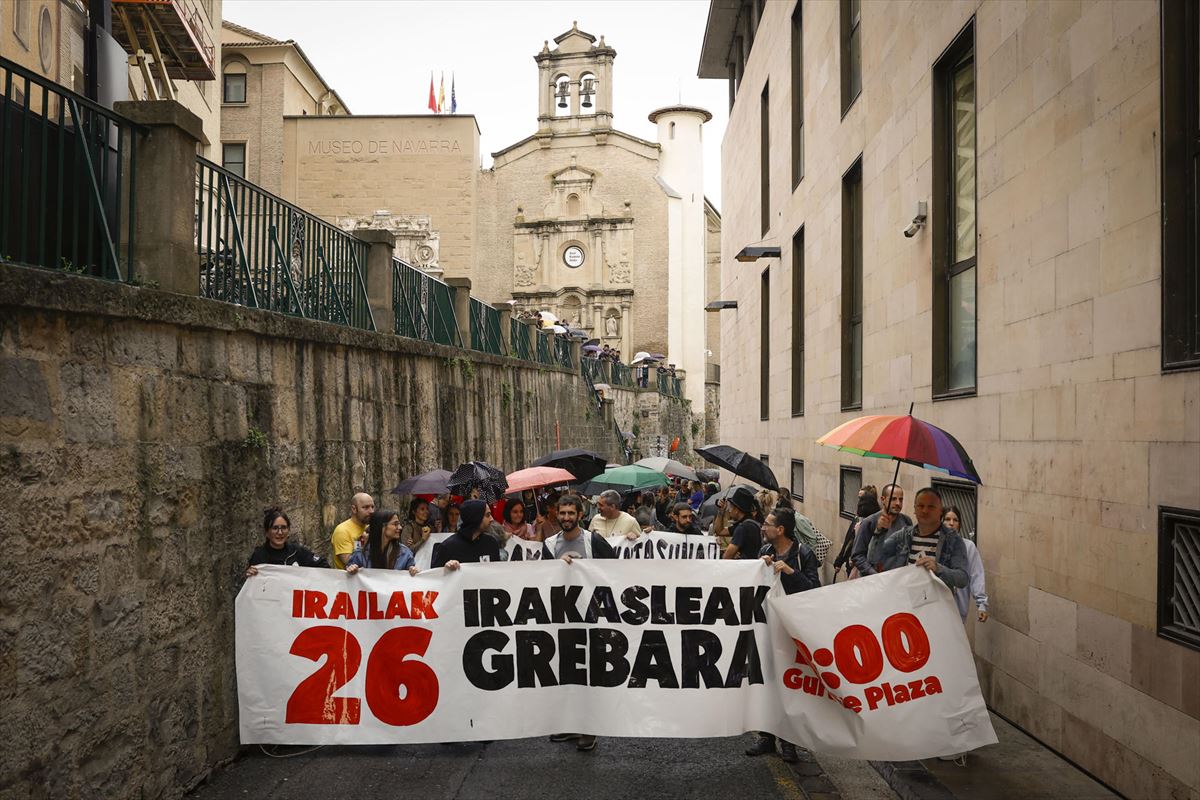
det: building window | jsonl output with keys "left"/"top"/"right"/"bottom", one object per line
{"left": 790, "top": 459, "right": 804, "bottom": 502}
{"left": 760, "top": 82, "right": 770, "bottom": 236}
{"left": 791, "top": 1, "right": 804, "bottom": 188}
{"left": 932, "top": 478, "right": 977, "bottom": 543}
{"left": 13, "top": 0, "right": 30, "bottom": 47}
{"left": 932, "top": 21, "right": 977, "bottom": 396}
{"left": 840, "top": 0, "right": 861, "bottom": 114}
{"left": 1163, "top": 1, "right": 1200, "bottom": 371}
{"left": 841, "top": 158, "right": 863, "bottom": 411}
{"left": 223, "top": 72, "right": 246, "bottom": 104}
{"left": 760, "top": 267, "right": 770, "bottom": 420}
{"left": 839, "top": 466, "right": 862, "bottom": 519}
{"left": 791, "top": 227, "right": 804, "bottom": 416}
{"left": 1158, "top": 507, "right": 1200, "bottom": 652}
{"left": 222, "top": 143, "right": 246, "bottom": 178}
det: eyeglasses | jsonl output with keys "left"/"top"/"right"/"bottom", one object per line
{"left": 269, "top": 525, "right": 290, "bottom": 532}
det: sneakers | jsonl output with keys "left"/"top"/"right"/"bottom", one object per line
{"left": 549, "top": 733, "right": 580, "bottom": 742}
{"left": 779, "top": 741, "right": 799, "bottom": 763}
{"left": 576, "top": 735, "right": 597, "bottom": 751}
{"left": 744, "top": 735, "right": 776, "bottom": 757}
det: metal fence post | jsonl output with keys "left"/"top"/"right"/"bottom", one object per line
{"left": 113, "top": 100, "right": 206, "bottom": 293}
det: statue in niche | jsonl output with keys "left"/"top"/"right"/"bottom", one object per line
{"left": 605, "top": 313, "right": 620, "bottom": 338}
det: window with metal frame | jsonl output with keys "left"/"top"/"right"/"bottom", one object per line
{"left": 791, "top": 1, "right": 804, "bottom": 188}
{"left": 1162, "top": 1, "right": 1200, "bottom": 371}
{"left": 841, "top": 158, "right": 863, "bottom": 410}
{"left": 790, "top": 459, "right": 804, "bottom": 502}
{"left": 839, "top": 466, "right": 862, "bottom": 519}
{"left": 222, "top": 142, "right": 245, "bottom": 178}
{"left": 760, "top": 82, "right": 770, "bottom": 236}
{"left": 791, "top": 227, "right": 804, "bottom": 416}
{"left": 1158, "top": 507, "right": 1200, "bottom": 652}
{"left": 223, "top": 72, "right": 246, "bottom": 104}
{"left": 761, "top": 267, "right": 770, "bottom": 420}
{"left": 932, "top": 21, "right": 977, "bottom": 396}
{"left": 13, "top": 0, "right": 30, "bottom": 47}
{"left": 931, "top": 478, "right": 977, "bottom": 543}
{"left": 840, "top": 0, "right": 861, "bottom": 114}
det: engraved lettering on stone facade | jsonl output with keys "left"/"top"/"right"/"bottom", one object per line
{"left": 307, "top": 139, "right": 462, "bottom": 156}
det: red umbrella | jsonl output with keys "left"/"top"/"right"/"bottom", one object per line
{"left": 505, "top": 466, "right": 576, "bottom": 495}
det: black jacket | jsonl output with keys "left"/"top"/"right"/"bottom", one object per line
{"left": 248, "top": 541, "right": 329, "bottom": 568}
{"left": 729, "top": 518, "right": 763, "bottom": 559}
{"left": 540, "top": 530, "right": 617, "bottom": 559}
{"left": 758, "top": 541, "right": 821, "bottom": 594}
{"left": 430, "top": 531, "right": 502, "bottom": 567}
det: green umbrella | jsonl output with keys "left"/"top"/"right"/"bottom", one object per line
{"left": 578, "top": 464, "right": 670, "bottom": 495}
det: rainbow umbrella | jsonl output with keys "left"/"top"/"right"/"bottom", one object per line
{"left": 816, "top": 406, "right": 982, "bottom": 486}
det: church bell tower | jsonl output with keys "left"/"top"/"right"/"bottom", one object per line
{"left": 535, "top": 21, "right": 615, "bottom": 135}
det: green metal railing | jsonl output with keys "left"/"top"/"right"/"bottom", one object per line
{"left": 0, "top": 56, "right": 138, "bottom": 281}
{"left": 196, "top": 157, "right": 374, "bottom": 330}
{"left": 554, "top": 337, "right": 574, "bottom": 370}
{"left": 510, "top": 318, "right": 532, "bottom": 360}
{"left": 534, "top": 328, "right": 555, "bottom": 366}
{"left": 610, "top": 363, "right": 635, "bottom": 387}
{"left": 392, "top": 258, "right": 462, "bottom": 346}
{"left": 469, "top": 297, "right": 504, "bottom": 356}
{"left": 655, "top": 372, "right": 682, "bottom": 397}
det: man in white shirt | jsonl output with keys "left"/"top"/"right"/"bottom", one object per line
{"left": 588, "top": 490, "right": 643, "bottom": 540}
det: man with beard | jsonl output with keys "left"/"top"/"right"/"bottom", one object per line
{"left": 667, "top": 502, "right": 703, "bottom": 536}
{"left": 849, "top": 483, "right": 911, "bottom": 577}
{"left": 430, "top": 499, "right": 501, "bottom": 568}
{"left": 541, "top": 494, "right": 615, "bottom": 751}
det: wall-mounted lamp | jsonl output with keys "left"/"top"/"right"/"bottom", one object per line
{"left": 735, "top": 245, "right": 782, "bottom": 262}
{"left": 705, "top": 300, "right": 739, "bottom": 311}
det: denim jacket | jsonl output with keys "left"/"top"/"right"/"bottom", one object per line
{"left": 879, "top": 524, "right": 968, "bottom": 588}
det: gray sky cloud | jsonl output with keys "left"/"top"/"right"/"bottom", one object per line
{"left": 223, "top": 0, "right": 727, "bottom": 207}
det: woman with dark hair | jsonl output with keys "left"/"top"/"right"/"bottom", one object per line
{"left": 943, "top": 505, "right": 988, "bottom": 623}
{"left": 746, "top": 506, "right": 820, "bottom": 764}
{"left": 502, "top": 500, "right": 537, "bottom": 541}
{"left": 833, "top": 486, "right": 880, "bottom": 579}
{"left": 444, "top": 503, "right": 462, "bottom": 533}
{"left": 401, "top": 497, "right": 434, "bottom": 554}
{"left": 346, "top": 509, "right": 418, "bottom": 575}
{"left": 245, "top": 507, "right": 329, "bottom": 576}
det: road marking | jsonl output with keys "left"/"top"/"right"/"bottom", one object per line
{"left": 766, "top": 756, "right": 807, "bottom": 800}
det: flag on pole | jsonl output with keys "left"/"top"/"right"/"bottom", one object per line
{"left": 451, "top": 73, "right": 457, "bottom": 114}
{"left": 427, "top": 73, "right": 437, "bottom": 113}
{"left": 438, "top": 72, "right": 445, "bottom": 114}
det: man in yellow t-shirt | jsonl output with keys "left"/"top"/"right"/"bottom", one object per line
{"left": 330, "top": 493, "right": 375, "bottom": 569}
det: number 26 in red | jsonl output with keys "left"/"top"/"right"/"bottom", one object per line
{"left": 285, "top": 626, "right": 439, "bottom": 726}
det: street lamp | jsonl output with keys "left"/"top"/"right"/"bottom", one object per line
{"left": 705, "top": 300, "right": 738, "bottom": 311}
{"left": 735, "top": 245, "right": 782, "bottom": 262}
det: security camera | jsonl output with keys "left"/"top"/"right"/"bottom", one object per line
{"left": 903, "top": 201, "right": 928, "bottom": 238}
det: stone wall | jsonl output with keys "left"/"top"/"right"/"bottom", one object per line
{"left": 605, "top": 386, "right": 698, "bottom": 466}
{"left": 0, "top": 264, "right": 623, "bottom": 800}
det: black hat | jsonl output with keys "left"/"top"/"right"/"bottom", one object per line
{"left": 727, "top": 486, "right": 757, "bottom": 515}
{"left": 460, "top": 499, "right": 487, "bottom": 537}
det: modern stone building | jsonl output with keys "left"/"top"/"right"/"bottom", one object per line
{"left": 700, "top": 0, "right": 1198, "bottom": 797}
{"left": 219, "top": 20, "right": 350, "bottom": 192}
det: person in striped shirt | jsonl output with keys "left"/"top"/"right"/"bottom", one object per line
{"left": 878, "top": 487, "right": 968, "bottom": 588}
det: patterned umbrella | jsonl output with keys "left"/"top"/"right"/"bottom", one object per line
{"left": 816, "top": 406, "right": 982, "bottom": 485}
{"left": 447, "top": 461, "right": 509, "bottom": 504}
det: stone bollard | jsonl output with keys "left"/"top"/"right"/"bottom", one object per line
{"left": 114, "top": 100, "right": 207, "bottom": 294}
{"left": 601, "top": 397, "right": 615, "bottom": 426}
{"left": 355, "top": 230, "right": 395, "bottom": 334}
{"left": 444, "top": 277, "right": 472, "bottom": 350}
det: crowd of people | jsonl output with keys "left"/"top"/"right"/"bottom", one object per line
{"left": 245, "top": 471, "right": 987, "bottom": 761}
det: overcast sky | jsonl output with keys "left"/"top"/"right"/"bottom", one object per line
{"left": 222, "top": 0, "right": 728, "bottom": 207}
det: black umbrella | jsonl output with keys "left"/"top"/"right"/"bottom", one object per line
{"left": 696, "top": 468, "right": 719, "bottom": 483}
{"left": 391, "top": 468, "right": 453, "bottom": 497}
{"left": 699, "top": 483, "right": 758, "bottom": 520}
{"left": 530, "top": 448, "right": 609, "bottom": 482}
{"left": 447, "top": 461, "right": 509, "bottom": 504}
{"left": 694, "top": 445, "right": 779, "bottom": 492}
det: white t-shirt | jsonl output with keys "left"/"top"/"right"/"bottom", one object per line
{"left": 589, "top": 511, "right": 641, "bottom": 538}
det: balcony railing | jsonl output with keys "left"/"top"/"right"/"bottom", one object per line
{"left": 534, "top": 328, "right": 555, "bottom": 366}
{"left": 0, "top": 56, "right": 139, "bottom": 282}
{"left": 392, "top": 258, "right": 461, "bottom": 347}
{"left": 469, "top": 297, "right": 503, "bottom": 356}
{"left": 196, "top": 157, "right": 374, "bottom": 330}
{"left": 509, "top": 318, "right": 532, "bottom": 360}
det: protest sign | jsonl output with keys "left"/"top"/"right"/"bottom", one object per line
{"left": 606, "top": 530, "right": 723, "bottom": 560}
{"left": 236, "top": 562, "right": 995, "bottom": 758}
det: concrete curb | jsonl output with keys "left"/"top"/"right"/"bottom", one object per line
{"left": 869, "top": 760, "right": 956, "bottom": 800}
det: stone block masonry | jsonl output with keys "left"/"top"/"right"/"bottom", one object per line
{"left": 0, "top": 264, "right": 648, "bottom": 799}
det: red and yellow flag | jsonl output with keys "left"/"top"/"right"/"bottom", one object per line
{"left": 427, "top": 73, "right": 437, "bottom": 113}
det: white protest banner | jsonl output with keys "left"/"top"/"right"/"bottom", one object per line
{"left": 766, "top": 566, "right": 998, "bottom": 759}
{"left": 412, "top": 532, "right": 452, "bottom": 571}
{"left": 606, "top": 530, "right": 723, "bottom": 560}
{"left": 506, "top": 536, "right": 544, "bottom": 561}
{"left": 236, "top": 562, "right": 995, "bottom": 759}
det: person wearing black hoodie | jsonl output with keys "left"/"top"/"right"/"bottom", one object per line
{"left": 245, "top": 507, "right": 329, "bottom": 576}
{"left": 832, "top": 487, "right": 881, "bottom": 578}
{"left": 430, "top": 499, "right": 502, "bottom": 569}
